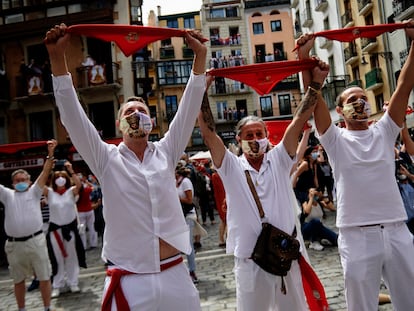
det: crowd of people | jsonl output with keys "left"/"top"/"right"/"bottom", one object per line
{"left": 1, "top": 21, "right": 414, "bottom": 311}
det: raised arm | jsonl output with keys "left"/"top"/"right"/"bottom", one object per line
{"left": 388, "top": 20, "right": 414, "bottom": 127}
{"left": 282, "top": 61, "right": 329, "bottom": 157}
{"left": 296, "top": 34, "right": 332, "bottom": 135}
{"left": 35, "top": 139, "right": 57, "bottom": 188}
{"left": 198, "top": 75, "right": 226, "bottom": 168}
{"left": 64, "top": 161, "right": 82, "bottom": 195}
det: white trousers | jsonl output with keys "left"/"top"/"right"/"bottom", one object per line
{"left": 50, "top": 229, "right": 79, "bottom": 288}
{"left": 78, "top": 210, "right": 97, "bottom": 248}
{"left": 234, "top": 257, "right": 308, "bottom": 311}
{"left": 339, "top": 222, "right": 414, "bottom": 311}
{"left": 103, "top": 261, "right": 201, "bottom": 310}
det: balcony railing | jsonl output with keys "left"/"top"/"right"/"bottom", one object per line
{"left": 347, "top": 79, "right": 363, "bottom": 88}
{"left": 182, "top": 47, "right": 194, "bottom": 58}
{"left": 361, "top": 37, "right": 377, "bottom": 52}
{"left": 210, "top": 35, "right": 242, "bottom": 47}
{"left": 210, "top": 83, "right": 249, "bottom": 95}
{"left": 365, "top": 68, "right": 383, "bottom": 90}
{"left": 315, "top": 0, "right": 328, "bottom": 12}
{"left": 341, "top": 11, "right": 353, "bottom": 28}
{"left": 76, "top": 62, "right": 120, "bottom": 89}
{"left": 302, "top": 7, "right": 313, "bottom": 28}
{"left": 256, "top": 52, "right": 287, "bottom": 63}
{"left": 210, "top": 56, "right": 246, "bottom": 68}
{"left": 357, "top": 0, "right": 373, "bottom": 15}
{"left": 393, "top": 0, "right": 414, "bottom": 20}
{"left": 344, "top": 45, "right": 358, "bottom": 64}
{"left": 160, "top": 46, "right": 175, "bottom": 59}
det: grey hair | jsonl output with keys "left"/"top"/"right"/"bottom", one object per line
{"left": 235, "top": 115, "right": 268, "bottom": 137}
{"left": 11, "top": 169, "right": 30, "bottom": 182}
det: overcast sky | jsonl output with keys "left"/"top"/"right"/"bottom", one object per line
{"left": 142, "top": 0, "right": 203, "bottom": 25}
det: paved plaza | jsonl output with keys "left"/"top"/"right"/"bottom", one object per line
{"left": 0, "top": 210, "right": 393, "bottom": 311}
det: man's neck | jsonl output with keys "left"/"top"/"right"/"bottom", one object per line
{"left": 125, "top": 138, "right": 148, "bottom": 162}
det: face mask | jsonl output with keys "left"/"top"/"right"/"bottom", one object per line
{"left": 55, "top": 176, "right": 66, "bottom": 187}
{"left": 15, "top": 182, "right": 29, "bottom": 192}
{"left": 311, "top": 152, "right": 318, "bottom": 160}
{"left": 398, "top": 174, "right": 407, "bottom": 181}
{"left": 119, "top": 111, "right": 153, "bottom": 138}
{"left": 241, "top": 138, "right": 268, "bottom": 158}
{"left": 342, "top": 99, "right": 371, "bottom": 121}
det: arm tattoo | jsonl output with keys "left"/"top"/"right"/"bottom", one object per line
{"left": 294, "top": 90, "right": 318, "bottom": 117}
{"left": 201, "top": 92, "right": 216, "bottom": 132}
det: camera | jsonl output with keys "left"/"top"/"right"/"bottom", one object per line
{"left": 54, "top": 159, "right": 66, "bottom": 171}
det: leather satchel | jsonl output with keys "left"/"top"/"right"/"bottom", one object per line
{"left": 245, "top": 171, "right": 300, "bottom": 294}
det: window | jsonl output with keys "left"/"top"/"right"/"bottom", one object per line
{"left": 271, "top": 20, "right": 282, "bottom": 32}
{"left": 278, "top": 94, "right": 292, "bottom": 115}
{"left": 375, "top": 93, "right": 384, "bottom": 114}
{"left": 216, "top": 101, "right": 228, "bottom": 121}
{"left": 88, "top": 102, "right": 116, "bottom": 139}
{"left": 165, "top": 95, "right": 178, "bottom": 123}
{"left": 192, "top": 127, "right": 203, "bottom": 146}
{"left": 29, "top": 111, "right": 54, "bottom": 141}
{"left": 0, "top": 117, "right": 5, "bottom": 144}
{"left": 157, "top": 61, "right": 192, "bottom": 85}
{"left": 253, "top": 22, "right": 264, "bottom": 35}
{"left": 184, "top": 17, "right": 195, "bottom": 29}
{"left": 260, "top": 96, "right": 273, "bottom": 117}
{"left": 167, "top": 19, "right": 178, "bottom": 28}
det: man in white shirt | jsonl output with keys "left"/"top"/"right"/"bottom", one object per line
{"left": 44, "top": 23, "right": 207, "bottom": 310}
{"left": 297, "top": 21, "right": 414, "bottom": 311}
{"left": 1, "top": 140, "right": 56, "bottom": 311}
{"left": 198, "top": 61, "right": 329, "bottom": 309}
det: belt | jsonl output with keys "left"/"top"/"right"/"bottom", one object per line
{"left": 102, "top": 254, "right": 183, "bottom": 311}
{"left": 7, "top": 230, "right": 42, "bottom": 242}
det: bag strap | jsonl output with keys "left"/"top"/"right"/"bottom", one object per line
{"left": 245, "top": 170, "right": 265, "bottom": 219}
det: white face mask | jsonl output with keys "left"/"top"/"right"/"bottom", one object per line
{"left": 241, "top": 138, "right": 268, "bottom": 158}
{"left": 119, "top": 111, "right": 153, "bottom": 138}
{"left": 342, "top": 99, "right": 371, "bottom": 121}
{"left": 55, "top": 176, "right": 66, "bottom": 187}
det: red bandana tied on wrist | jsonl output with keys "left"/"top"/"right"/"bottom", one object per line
{"left": 66, "top": 24, "right": 208, "bottom": 57}
{"left": 208, "top": 58, "right": 318, "bottom": 95}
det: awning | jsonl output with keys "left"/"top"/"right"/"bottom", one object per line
{"left": 190, "top": 150, "right": 211, "bottom": 160}
{"left": 69, "top": 137, "right": 123, "bottom": 153}
{"left": 0, "top": 141, "right": 48, "bottom": 154}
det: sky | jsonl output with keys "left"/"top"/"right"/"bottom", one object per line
{"left": 142, "top": 0, "right": 203, "bottom": 25}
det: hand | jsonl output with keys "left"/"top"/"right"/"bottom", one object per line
{"left": 47, "top": 139, "right": 57, "bottom": 154}
{"left": 296, "top": 33, "right": 315, "bottom": 60}
{"left": 184, "top": 30, "right": 207, "bottom": 55}
{"left": 44, "top": 23, "right": 71, "bottom": 57}
{"left": 311, "top": 59, "right": 330, "bottom": 85}
{"left": 404, "top": 19, "right": 414, "bottom": 41}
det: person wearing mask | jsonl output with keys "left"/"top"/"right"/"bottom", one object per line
{"left": 45, "top": 161, "right": 85, "bottom": 298}
{"left": 297, "top": 22, "right": 414, "bottom": 311}
{"left": 1, "top": 140, "right": 56, "bottom": 311}
{"left": 198, "top": 60, "right": 330, "bottom": 310}
{"left": 44, "top": 23, "right": 207, "bottom": 310}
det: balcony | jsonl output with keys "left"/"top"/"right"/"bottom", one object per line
{"left": 393, "top": 0, "right": 414, "bottom": 21}
{"left": 365, "top": 68, "right": 383, "bottom": 91}
{"left": 291, "top": 0, "right": 299, "bottom": 8}
{"left": 76, "top": 62, "right": 121, "bottom": 90}
{"left": 315, "top": 0, "right": 328, "bottom": 12}
{"left": 160, "top": 46, "right": 175, "bottom": 59}
{"left": 210, "top": 35, "right": 242, "bottom": 47}
{"left": 210, "top": 83, "right": 250, "bottom": 95}
{"left": 361, "top": 37, "right": 377, "bottom": 53}
{"left": 319, "top": 37, "right": 333, "bottom": 50}
{"left": 341, "top": 11, "right": 354, "bottom": 28}
{"left": 301, "top": 8, "right": 313, "bottom": 28}
{"left": 358, "top": 0, "right": 373, "bottom": 16}
{"left": 182, "top": 47, "right": 194, "bottom": 59}
{"left": 347, "top": 79, "right": 363, "bottom": 88}
{"left": 210, "top": 56, "right": 246, "bottom": 68}
{"left": 271, "top": 75, "right": 300, "bottom": 91}
{"left": 344, "top": 45, "right": 358, "bottom": 65}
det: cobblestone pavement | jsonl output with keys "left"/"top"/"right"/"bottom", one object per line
{"left": 0, "top": 210, "right": 393, "bottom": 311}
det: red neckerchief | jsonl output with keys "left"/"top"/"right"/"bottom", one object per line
{"left": 66, "top": 24, "right": 208, "bottom": 57}
{"left": 208, "top": 59, "right": 318, "bottom": 96}
{"left": 55, "top": 188, "right": 67, "bottom": 195}
{"left": 294, "top": 22, "right": 411, "bottom": 50}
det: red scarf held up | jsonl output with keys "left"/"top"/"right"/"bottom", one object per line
{"left": 294, "top": 22, "right": 411, "bottom": 50}
{"left": 208, "top": 58, "right": 319, "bottom": 96}
{"left": 66, "top": 24, "right": 208, "bottom": 57}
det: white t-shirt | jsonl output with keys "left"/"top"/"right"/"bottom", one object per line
{"left": 318, "top": 112, "right": 407, "bottom": 228}
{"left": 176, "top": 177, "right": 194, "bottom": 200}
{"left": 0, "top": 183, "right": 43, "bottom": 237}
{"left": 47, "top": 187, "right": 77, "bottom": 226}
{"left": 217, "top": 143, "right": 297, "bottom": 259}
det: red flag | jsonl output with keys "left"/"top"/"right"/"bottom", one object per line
{"left": 208, "top": 59, "right": 318, "bottom": 96}
{"left": 67, "top": 24, "right": 208, "bottom": 57}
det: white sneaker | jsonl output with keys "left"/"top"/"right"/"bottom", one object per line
{"left": 70, "top": 285, "right": 80, "bottom": 293}
{"left": 51, "top": 288, "right": 60, "bottom": 298}
{"left": 309, "top": 241, "right": 324, "bottom": 251}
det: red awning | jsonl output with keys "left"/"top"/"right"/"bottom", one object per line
{"left": 0, "top": 141, "right": 48, "bottom": 155}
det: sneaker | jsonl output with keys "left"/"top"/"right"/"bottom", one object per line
{"left": 27, "top": 278, "right": 39, "bottom": 292}
{"left": 190, "top": 271, "right": 199, "bottom": 284}
{"left": 70, "top": 285, "right": 80, "bottom": 293}
{"left": 51, "top": 288, "right": 60, "bottom": 298}
{"left": 309, "top": 241, "right": 324, "bottom": 251}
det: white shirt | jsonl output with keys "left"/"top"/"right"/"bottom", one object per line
{"left": 318, "top": 112, "right": 407, "bottom": 228}
{"left": 0, "top": 183, "right": 43, "bottom": 237}
{"left": 216, "top": 143, "right": 297, "bottom": 259}
{"left": 47, "top": 187, "right": 77, "bottom": 226}
{"left": 176, "top": 177, "right": 194, "bottom": 200}
{"left": 53, "top": 73, "right": 205, "bottom": 273}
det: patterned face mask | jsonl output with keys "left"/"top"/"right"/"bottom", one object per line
{"left": 342, "top": 99, "right": 371, "bottom": 121}
{"left": 119, "top": 111, "right": 153, "bottom": 138}
{"left": 241, "top": 138, "right": 269, "bottom": 158}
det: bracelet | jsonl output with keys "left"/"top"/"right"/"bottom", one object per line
{"left": 192, "top": 69, "right": 205, "bottom": 75}
{"left": 308, "top": 86, "right": 320, "bottom": 94}
{"left": 46, "top": 155, "right": 54, "bottom": 160}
